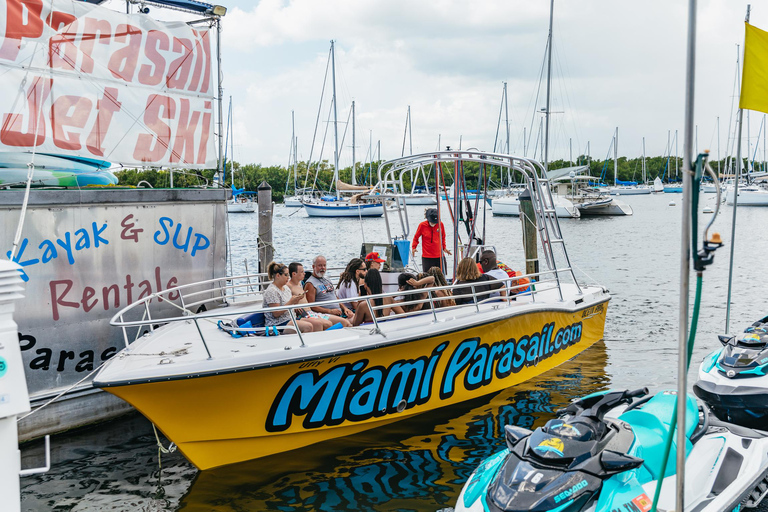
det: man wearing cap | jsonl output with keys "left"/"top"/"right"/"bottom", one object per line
{"left": 411, "top": 208, "right": 451, "bottom": 273}
{"left": 365, "top": 251, "right": 386, "bottom": 271}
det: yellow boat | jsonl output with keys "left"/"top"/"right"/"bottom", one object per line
{"left": 93, "top": 151, "right": 611, "bottom": 470}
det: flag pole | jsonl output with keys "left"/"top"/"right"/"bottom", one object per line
{"left": 725, "top": 5, "right": 750, "bottom": 334}
{"left": 677, "top": 0, "right": 697, "bottom": 508}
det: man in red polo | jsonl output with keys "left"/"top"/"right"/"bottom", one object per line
{"left": 411, "top": 208, "right": 451, "bottom": 272}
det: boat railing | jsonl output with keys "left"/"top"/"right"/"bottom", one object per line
{"left": 110, "top": 266, "right": 576, "bottom": 356}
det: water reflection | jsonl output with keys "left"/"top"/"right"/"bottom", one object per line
{"left": 179, "top": 341, "right": 608, "bottom": 512}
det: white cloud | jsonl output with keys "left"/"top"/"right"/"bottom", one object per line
{"left": 211, "top": 0, "right": 768, "bottom": 167}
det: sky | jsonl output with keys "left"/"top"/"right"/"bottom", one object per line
{"left": 124, "top": 0, "right": 768, "bottom": 168}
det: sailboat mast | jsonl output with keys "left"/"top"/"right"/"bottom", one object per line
{"left": 352, "top": 100, "right": 356, "bottom": 185}
{"left": 717, "top": 116, "right": 721, "bottom": 176}
{"left": 292, "top": 110, "right": 298, "bottom": 191}
{"left": 504, "top": 82, "right": 510, "bottom": 154}
{"left": 614, "top": 127, "right": 618, "bottom": 185}
{"left": 331, "top": 40, "right": 340, "bottom": 199}
{"left": 544, "top": 0, "right": 555, "bottom": 172}
{"left": 216, "top": 19, "right": 224, "bottom": 186}
{"left": 409, "top": 105, "right": 413, "bottom": 155}
{"left": 642, "top": 137, "right": 646, "bottom": 183}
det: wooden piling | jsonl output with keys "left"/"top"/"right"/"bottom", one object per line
{"left": 257, "top": 181, "right": 274, "bottom": 272}
{"left": 518, "top": 188, "right": 539, "bottom": 277}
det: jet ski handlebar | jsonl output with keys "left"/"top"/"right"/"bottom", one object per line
{"left": 558, "top": 388, "right": 650, "bottom": 421}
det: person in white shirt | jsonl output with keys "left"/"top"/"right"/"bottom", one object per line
{"left": 479, "top": 250, "right": 509, "bottom": 299}
{"left": 337, "top": 258, "right": 367, "bottom": 312}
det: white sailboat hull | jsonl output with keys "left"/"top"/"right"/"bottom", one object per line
{"left": 725, "top": 187, "right": 768, "bottom": 206}
{"left": 227, "top": 200, "right": 256, "bottom": 213}
{"left": 303, "top": 201, "right": 384, "bottom": 217}
{"left": 401, "top": 194, "right": 437, "bottom": 205}
{"left": 609, "top": 186, "right": 651, "bottom": 195}
{"left": 284, "top": 196, "right": 304, "bottom": 207}
{"left": 492, "top": 195, "right": 580, "bottom": 218}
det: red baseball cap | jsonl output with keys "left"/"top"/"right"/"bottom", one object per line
{"left": 365, "top": 251, "right": 386, "bottom": 263}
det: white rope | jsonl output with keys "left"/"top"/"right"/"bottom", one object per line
{"left": 17, "top": 361, "right": 107, "bottom": 422}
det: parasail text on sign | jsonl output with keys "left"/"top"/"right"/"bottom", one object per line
{"left": 0, "top": 0, "right": 216, "bottom": 168}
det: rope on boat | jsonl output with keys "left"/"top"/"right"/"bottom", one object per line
{"left": 16, "top": 361, "right": 107, "bottom": 422}
{"left": 152, "top": 423, "right": 177, "bottom": 470}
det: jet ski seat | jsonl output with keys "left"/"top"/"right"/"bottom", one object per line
{"left": 618, "top": 392, "right": 698, "bottom": 479}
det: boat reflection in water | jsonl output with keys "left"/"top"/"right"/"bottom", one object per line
{"left": 179, "top": 341, "right": 609, "bottom": 511}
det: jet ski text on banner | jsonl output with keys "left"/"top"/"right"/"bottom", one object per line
{"left": 0, "top": 0, "right": 215, "bottom": 168}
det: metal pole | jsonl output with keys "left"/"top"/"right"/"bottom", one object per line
{"left": 643, "top": 137, "right": 646, "bottom": 183}
{"left": 726, "top": 6, "right": 750, "bottom": 333}
{"left": 216, "top": 18, "right": 224, "bottom": 186}
{"left": 352, "top": 100, "right": 356, "bottom": 185}
{"left": 544, "top": 0, "right": 555, "bottom": 171}
{"left": 677, "top": 1, "right": 697, "bottom": 509}
{"left": 331, "top": 41, "right": 340, "bottom": 199}
{"left": 523, "top": 127, "right": 527, "bottom": 157}
{"left": 675, "top": 129, "right": 679, "bottom": 178}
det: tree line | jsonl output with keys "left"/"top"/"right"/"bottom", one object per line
{"left": 114, "top": 155, "right": 741, "bottom": 202}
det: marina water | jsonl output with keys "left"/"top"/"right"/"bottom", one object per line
{"left": 20, "top": 193, "right": 768, "bottom": 511}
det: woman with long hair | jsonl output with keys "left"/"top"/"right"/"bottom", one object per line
{"left": 352, "top": 269, "right": 404, "bottom": 326}
{"left": 427, "top": 266, "right": 455, "bottom": 307}
{"left": 337, "top": 257, "right": 366, "bottom": 311}
{"left": 262, "top": 261, "right": 314, "bottom": 334}
{"left": 453, "top": 257, "right": 503, "bottom": 305}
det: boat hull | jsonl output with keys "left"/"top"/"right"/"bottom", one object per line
{"left": 577, "top": 198, "right": 633, "bottom": 216}
{"left": 725, "top": 188, "right": 768, "bottom": 206}
{"left": 227, "top": 201, "right": 256, "bottom": 213}
{"left": 283, "top": 196, "right": 304, "bottom": 207}
{"left": 303, "top": 202, "right": 384, "bottom": 217}
{"left": 492, "top": 196, "right": 580, "bottom": 218}
{"left": 402, "top": 194, "right": 437, "bottom": 205}
{"left": 609, "top": 186, "right": 651, "bottom": 195}
{"left": 101, "top": 302, "right": 608, "bottom": 470}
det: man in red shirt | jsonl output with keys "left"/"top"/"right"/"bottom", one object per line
{"left": 411, "top": 208, "right": 451, "bottom": 272}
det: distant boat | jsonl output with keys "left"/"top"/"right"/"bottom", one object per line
{"left": 652, "top": 176, "right": 665, "bottom": 193}
{"left": 302, "top": 42, "right": 383, "bottom": 218}
{"left": 228, "top": 186, "right": 256, "bottom": 214}
{"left": 492, "top": 193, "right": 580, "bottom": 218}
{"left": 553, "top": 176, "right": 633, "bottom": 216}
{"left": 725, "top": 184, "right": 768, "bottom": 206}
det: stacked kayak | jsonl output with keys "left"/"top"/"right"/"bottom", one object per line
{"left": 0, "top": 152, "right": 118, "bottom": 187}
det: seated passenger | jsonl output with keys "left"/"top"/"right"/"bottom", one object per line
{"left": 365, "top": 251, "right": 386, "bottom": 271}
{"left": 453, "top": 257, "right": 503, "bottom": 305}
{"left": 263, "top": 262, "right": 315, "bottom": 334}
{"left": 287, "top": 262, "right": 333, "bottom": 331}
{"left": 397, "top": 272, "right": 427, "bottom": 313}
{"left": 479, "top": 250, "right": 508, "bottom": 299}
{"left": 337, "top": 258, "right": 367, "bottom": 312}
{"left": 304, "top": 255, "right": 353, "bottom": 327}
{"left": 426, "top": 266, "right": 456, "bottom": 307}
{"left": 352, "top": 269, "right": 404, "bottom": 326}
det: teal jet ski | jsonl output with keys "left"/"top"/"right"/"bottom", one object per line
{"left": 455, "top": 388, "right": 768, "bottom": 512}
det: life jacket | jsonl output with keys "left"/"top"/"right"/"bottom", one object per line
{"left": 497, "top": 262, "right": 530, "bottom": 293}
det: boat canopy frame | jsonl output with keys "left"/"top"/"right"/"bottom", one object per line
{"left": 373, "top": 150, "right": 581, "bottom": 295}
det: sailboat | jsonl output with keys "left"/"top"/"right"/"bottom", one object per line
{"left": 284, "top": 111, "right": 307, "bottom": 207}
{"left": 223, "top": 97, "right": 256, "bottom": 214}
{"left": 302, "top": 42, "right": 384, "bottom": 218}
{"left": 610, "top": 131, "right": 651, "bottom": 195}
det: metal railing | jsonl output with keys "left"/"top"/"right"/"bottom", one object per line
{"left": 110, "top": 267, "right": 576, "bottom": 358}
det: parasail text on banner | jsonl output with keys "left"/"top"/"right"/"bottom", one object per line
{"left": 0, "top": 0, "right": 216, "bottom": 169}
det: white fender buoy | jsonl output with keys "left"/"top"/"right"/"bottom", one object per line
{"left": 669, "top": 201, "right": 676, "bottom": 206}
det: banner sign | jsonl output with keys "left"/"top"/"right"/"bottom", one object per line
{"left": 0, "top": 0, "right": 216, "bottom": 168}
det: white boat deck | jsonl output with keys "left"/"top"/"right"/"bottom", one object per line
{"left": 96, "top": 282, "right": 606, "bottom": 385}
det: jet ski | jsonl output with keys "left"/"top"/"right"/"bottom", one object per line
{"left": 694, "top": 315, "right": 768, "bottom": 430}
{"left": 455, "top": 388, "right": 768, "bottom": 512}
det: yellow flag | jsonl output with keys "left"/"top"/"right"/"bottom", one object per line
{"left": 741, "top": 22, "right": 768, "bottom": 114}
